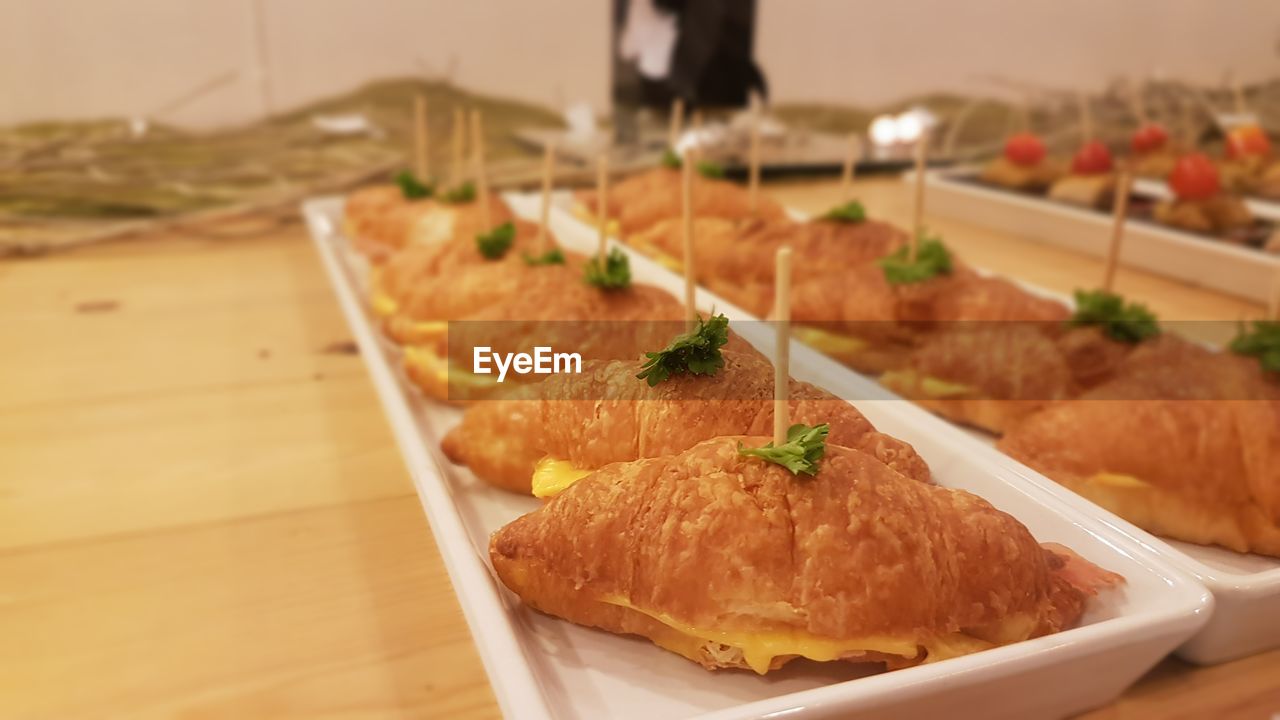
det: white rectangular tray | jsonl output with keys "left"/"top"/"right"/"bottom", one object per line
{"left": 548, "top": 190, "right": 1280, "bottom": 665}
{"left": 914, "top": 168, "right": 1280, "bottom": 304}
{"left": 304, "top": 194, "right": 1211, "bottom": 720}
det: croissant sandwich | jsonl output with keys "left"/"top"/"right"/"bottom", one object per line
{"left": 490, "top": 435, "right": 1121, "bottom": 674}
{"left": 999, "top": 334, "right": 1280, "bottom": 556}
{"left": 442, "top": 348, "right": 929, "bottom": 493}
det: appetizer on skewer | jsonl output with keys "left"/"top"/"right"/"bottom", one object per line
{"left": 1218, "top": 124, "right": 1278, "bottom": 198}
{"left": 979, "top": 132, "right": 1064, "bottom": 193}
{"left": 490, "top": 432, "right": 1121, "bottom": 673}
{"left": 1049, "top": 140, "right": 1116, "bottom": 210}
{"left": 1153, "top": 153, "right": 1254, "bottom": 238}
{"left": 1129, "top": 121, "right": 1177, "bottom": 179}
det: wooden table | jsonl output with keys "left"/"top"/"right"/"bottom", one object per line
{"left": 2, "top": 178, "right": 1277, "bottom": 719}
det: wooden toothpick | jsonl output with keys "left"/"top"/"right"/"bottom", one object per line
{"left": 773, "top": 247, "right": 793, "bottom": 445}
{"left": 451, "top": 107, "right": 465, "bottom": 187}
{"left": 1079, "top": 91, "right": 1094, "bottom": 142}
{"left": 1103, "top": 170, "right": 1133, "bottom": 293}
{"left": 1232, "top": 74, "right": 1248, "bottom": 116}
{"left": 668, "top": 97, "right": 684, "bottom": 149}
{"left": 840, "top": 133, "right": 860, "bottom": 202}
{"left": 471, "top": 110, "right": 490, "bottom": 229}
{"left": 748, "top": 109, "right": 762, "bottom": 215}
{"left": 1130, "top": 80, "right": 1149, "bottom": 126}
{"left": 911, "top": 131, "right": 929, "bottom": 262}
{"left": 413, "top": 94, "right": 430, "bottom": 180}
{"left": 596, "top": 152, "right": 609, "bottom": 261}
{"left": 1268, "top": 268, "right": 1280, "bottom": 322}
{"left": 681, "top": 149, "right": 697, "bottom": 328}
{"left": 537, "top": 141, "right": 555, "bottom": 253}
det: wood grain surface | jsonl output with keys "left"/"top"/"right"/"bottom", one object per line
{"left": 1, "top": 178, "right": 1276, "bottom": 719}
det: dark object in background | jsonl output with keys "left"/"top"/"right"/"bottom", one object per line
{"left": 612, "top": 0, "right": 764, "bottom": 143}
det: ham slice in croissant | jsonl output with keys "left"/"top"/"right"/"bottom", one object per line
{"left": 490, "top": 437, "right": 1120, "bottom": 673}
{"left": 999, "top": 336, "right": 1280, "bottom": 556}
{"left": 442, "top": 349, "right": 929, "bottom": 493}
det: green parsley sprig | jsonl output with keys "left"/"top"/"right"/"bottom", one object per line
{"left": 738, "top": 423, "right": 831, "bottom": 476}
{"left": 822, "top": 200, "right": 866, "bottom": 223}
{"left": 439, "top": 181, "right": 476, "bottom": 204}
{"left": 1069, "top": 289, "right": 1160, "bottom": 343}
{"left": 395, "top": 170, "right": 433, "bottom": 200}
{"left": 635, "top": 313, "right": 730, "bottom": 386}
{"left": 583, "top": 247, "right": 632, "bottom": 290}
{"left": 658, "top": 147, "right": 725, "bottom": 178}
{"left": 1229, "top": 320, "right": 1280, "bottom": 373}
{"left": 877, "top": 233, "right": 953, "bottom": 285}
{"left": 476, "top": 222, "right": 515, "bottom": 259}
{"left": 521, "top": 248, "right": 566, "bottom": 266}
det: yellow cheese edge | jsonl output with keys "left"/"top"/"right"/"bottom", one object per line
{"left": 571, "top": 204, "right": 621, "bottom": 237}
{"left": 792, "top": 326, "right": 868, "bottom": 356}
{"left": 881, "top": 369, "right": 975, "bottom": 398}
{"left": 368, "top": 269, "right": 399, "bottom": 318}
{"left": 531, "top": 457, "right": 593, "bottom": 498}
{"left": 1087, "top": 472, "right": 1151, "bottom": 490}
{"left": 402, "top": 345, "right": 499, "bottom": 388}
{"left": 604, "top": 591, "right": 936, "bottom": 671}
{"left": 629, "top": 236, "right": 685, "bottom": 273}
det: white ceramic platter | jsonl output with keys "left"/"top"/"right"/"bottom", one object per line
{"left": 545, "top": 189, "right": 1280, "bottom": 666}
{"left": 304, "top": 194, "right": 1211, "bottom": 720}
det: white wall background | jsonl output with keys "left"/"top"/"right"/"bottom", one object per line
{"left": 3, "top": 0, "right": 1278, "bottom": 128}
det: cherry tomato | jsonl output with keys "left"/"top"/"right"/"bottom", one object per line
{"left": 1168, "top": 152, "right": 1221, "bottom": 201}
{"left": 1003, "top": 132, "right": 1046, "bottom": 166}
{"left": 1071, "top": 140, "right": 1113, "bottom": 175}
{"left": 1226, "top": 125, "right": 1273, "bottom": 159}
{"left": 1131, "top": 123, "right": 1168, "bottom": 154}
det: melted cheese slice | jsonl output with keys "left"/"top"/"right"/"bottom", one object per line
{"left": 629, "top": 237, "right": 684, "bottom": 273}
{"left": 881, "top": 370, "right": 975, "bottom": 398}
{"left": 388, "top": 317, "right": 447, "bottom": 344}
{"left": 602, "top": 596, "right": 924, "bottom": 674}
{"left": 531, "top": 457, "right": 592, "bottom": 498}
{"left": 571, "top": 205, "right": 620, "bottom": 237}
{"left": 403, "top": 345, "right": 499, "bottom": 388}
{"left": 793, "top": 326, "right": 868, "bottom": 357}
{"left": 1087, "top": 472, "right": 1151, "bottom": 490}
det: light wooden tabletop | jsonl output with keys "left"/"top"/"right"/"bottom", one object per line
{"left": 2, "top": 177, "right": 1277, "bottom": 719}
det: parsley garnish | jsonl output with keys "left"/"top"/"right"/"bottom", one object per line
{"left": 696, "top": 160, "right": 725, "bottom": 178}
{"left": 1069, "top": 289, "right": 1160, "bottom": 343}
{"left": 877, "top": 233, "right": 953, "bottom": 285}
{"left": 1229, "top": 320, "right": 1280, "bottom": 373}
{"left": 439, "top": 181, "right": 476, "bottom": 204}
{"left": 521, "top": 248, "right": 565, "bottom": 266}
{"left": 658, "top": 148, "right": 724, "bottom": 178}
{"left": 583, "top": 247, "right": 631, "bottom": 290}
{"left": 821, "top": 200, "right": 866, "bottom": 223}
{"left": 738, "top": 423, "right": 830, "bottom": 477}
{"left": 476, "top": 222, "right": 515, "bottom": 259}
{"left": 395, "top": 170, "right": 433, "bottom": 200}
{"left": 635, "top": 313, "right": 730, "bottom": 386}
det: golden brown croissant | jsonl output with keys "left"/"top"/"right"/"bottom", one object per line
{"left": 403, "top": 280, "right": 694, "bottom": 403}
{"left": 579, "top": 170, "right": 788, "bottom": 237}
{"left": 442, "top": 349, "right": 930, "bottom": 493}
{"left": 383, "top": 249, "right": 587, "bottom": 345}
{"left": 371, "top": 216, "right": 543, "bottom": 321}
{"left": 490, "top": 437, "right": 1120, "bottom": 673}
{"left": 881, "top": 323, "right": 1075, "bottom": 434}
{"left": 1000, "top": 336, "right": 1280, "bottom": 556}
